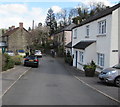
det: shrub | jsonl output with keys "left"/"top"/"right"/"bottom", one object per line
{"left": 2, "top": 54, "right": 15, "bottom": 71}
{"left": 12, "top": 55, "right": 23, "bottom": 65}
{"left": 64, "top": 52, "right": 73, "bottom": 66}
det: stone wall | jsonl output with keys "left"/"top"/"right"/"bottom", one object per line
{"left": 8, "top": 28, "right": 30, "bottom": 54}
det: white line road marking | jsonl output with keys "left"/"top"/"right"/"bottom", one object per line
{"left": 0, "top": 67, "right": 31, "bottom": 99}
{"left": 74, "top": 75, "right": 120, "bottom": 104}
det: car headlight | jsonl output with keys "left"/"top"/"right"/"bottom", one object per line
{"left": 107, "top": 70, "right": 116, "bottom": 75}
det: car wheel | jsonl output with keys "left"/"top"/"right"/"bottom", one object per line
{"left": 114, "top": 77, "right": 120, "bottom": 87}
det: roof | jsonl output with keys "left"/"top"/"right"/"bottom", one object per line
{"left": 54, "top": 23, "right": 77, "bottom": 34}
{"left": 65, "top": 42, "right": 72, "bottom": 48}
{"left": 3, "top": 27, "right": 19, "bottom": 36}
{"left": 73, "top": 3, "right": 120, "bottom": 29}
{"left": 73, "top": 41, "right": 96, "bottom": 50}
{"left": 64, "top": 23, "right": 77, "bottom": 31}
{"left": 3, "top": 27, "right": 29, "bottom": 37}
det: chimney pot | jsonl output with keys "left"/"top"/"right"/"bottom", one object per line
{"left": 19, "top": 22, "right": 23, "bottom": 28}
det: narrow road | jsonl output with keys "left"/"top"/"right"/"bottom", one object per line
{"left": 2, "top": 56, "right": 119, "bottom": 105}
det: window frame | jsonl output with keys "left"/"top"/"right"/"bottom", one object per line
{"left": 97, "top": 53, "right": 105, "bottom": 67}
{"left": 79, "top": 51, "right": 84, "bottom": 63}
{"left": 98, "top": 20, "right": 106, "bottom": 35}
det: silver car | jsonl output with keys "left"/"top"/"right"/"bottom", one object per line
{"left": 99, "top": 63, "right": 120, "bottom": 87}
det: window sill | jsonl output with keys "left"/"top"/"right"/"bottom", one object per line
{"left": 97, "top": 34, "right": 106, "bottom": 37}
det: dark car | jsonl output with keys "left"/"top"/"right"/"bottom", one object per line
{"left": 24, "top": 55, "right": 39, "bottom": 67}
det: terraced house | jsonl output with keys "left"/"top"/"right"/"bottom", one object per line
{"left": 72, "top": 3, "right": 120, "bottom": 72}
{"left": 2, "top": 22, "right": 31, "bottom": 54}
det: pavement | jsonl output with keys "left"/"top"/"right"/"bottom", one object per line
{"left": 1, "top": 65, "right": 31, "bottom": 97}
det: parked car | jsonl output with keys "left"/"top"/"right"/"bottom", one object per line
{"left": 17, "top": 50, "right": 26, "bottom": 57}
{"left": 34, "top": 50, "right": 42, "bottom": 57}
{"left": 5, "top": 50, "right": 15, "bottom": 56}
{"left": 24, "top": 55, "right": 39, "bottom": 67}
{"left": 99, "top": 63, "right": 120, "bottom": 87}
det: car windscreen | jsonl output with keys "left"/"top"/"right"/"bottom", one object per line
{"left": 112, "top": 64, "right": 120, "bottom": 69}
{"left": 27, "top": 56, "right": 36, "bottom": 60}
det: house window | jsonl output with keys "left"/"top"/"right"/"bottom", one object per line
{"left": 79, "top": 51, "right": 84, "bottom": 63}
{"left": 98, "top": 20, "right": 106, "bottom": 35}
{"left": 74, "top": 29, "right": 77, "bottom": 39}
{"left": 97, "top": 53, "right": 105, "bottom": 67}
{"left": 86, "top": 25, "right": 89, "bottom": 37}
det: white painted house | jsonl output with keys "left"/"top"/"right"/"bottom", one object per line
{"left": 119, "top": 6, "right": 120, "bottom": 63}
{"left": 72, "top": 3, "right": 120, "bottom": 72}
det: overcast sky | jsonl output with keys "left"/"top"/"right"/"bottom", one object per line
{"left": 0, "top": 0, "right": 119, "bottom": 29}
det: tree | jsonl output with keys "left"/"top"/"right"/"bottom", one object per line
{"left": 72, "top": 7, "right": 89, "bottom": 24}
{"left": 45, "top": 8, "right": 57, "bottom": 36}
{"left": 72, "top": 2, "right": 109, "bottom": 24}
{"left": 28, "top": 27, "right": 31, "bottom": 31}
{"left": 89, "top": 2, "right": 110, "bottom": 16}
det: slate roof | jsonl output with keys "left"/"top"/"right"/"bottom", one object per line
{"left": 3, "top": 27, "right": 29, "bottom": 37}
{"left": 73, "top": 41, "right": 96, "bottom": 50}
{"left": 64, "top": 23, "right": 77, "bottom": 31}
{"left": 65, "top": 42, "right": 72, "bottom": 48}
{"left": 2, "top": 27, "right": 19, "bottom": 36}
{"left": 54, "top": 23, "right": 77, "bottom": 34}
{"left": 73, "top": 3, "right": 120, "bottom": 29}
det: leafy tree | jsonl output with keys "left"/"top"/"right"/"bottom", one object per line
{"left": 46, "top": 8, "right": 57, "bottom": 36}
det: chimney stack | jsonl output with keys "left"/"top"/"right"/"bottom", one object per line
{"left": 32, "top": 20, "right": 34, "bottom": 30}
{"left": 19, "top": 22, "right": 23, "bottom": 28}
{"left": 9, "top": 27, "right": 11, "bottom": 31}
{"left": 11, "top": 26, "right": 15, "bottom": 30}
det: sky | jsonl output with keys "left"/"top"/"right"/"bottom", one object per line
{"left": 0, "top": 0, "right": 119, "bottom": 30}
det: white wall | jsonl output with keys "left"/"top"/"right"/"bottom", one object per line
{"left": 72, "top": 14, "right": 113, "bottom": 69}
{"left": 96, "top": 15, "right": 112, "bottom": 69}
{"left": 74, "top": 43, "right": 96, "bottom": 71}
{"left": 110, "top": 8, "right": 119, "bottom": 66}
{"left": 118, "top": 8, "right": 120, "bottom": 63}
{"left": 84, "top": 43, "right": 96, "bottom": 64}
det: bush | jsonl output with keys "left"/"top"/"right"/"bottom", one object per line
{"left": 12, "top": 55, "right": 23, "bottom": 65}
{"left": 83, "top": 60, "right": 96, "bottom": 77}
{"left": 58, "top": 46, "right": 64, "bottom": 57}
{"left": 2, "top": 54, "right": 15, "bottom": 71}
